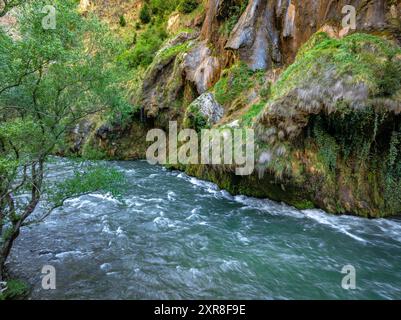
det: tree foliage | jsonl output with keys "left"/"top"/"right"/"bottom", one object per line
{"left": 0, "top": 0, "right": 128, "bottom": 283}
{"left": 178, "top": 0, "right": 198, "bottom": 14}
{"left": 0, "top": 0, "right": 27, "bottom": 17}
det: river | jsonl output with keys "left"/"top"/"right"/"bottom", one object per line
{"left": 9, "top": 158, "right": 401, "bottom": 299}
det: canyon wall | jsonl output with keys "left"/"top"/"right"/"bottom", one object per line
{"left": 73, "top": 0, "right": 401, "bottom": 217}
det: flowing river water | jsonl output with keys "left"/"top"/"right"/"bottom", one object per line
{"left": 9, "top": 158, "right": 401, "bottom": 299}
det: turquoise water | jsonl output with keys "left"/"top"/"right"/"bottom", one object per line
{"left": 10, "top": 159, "right": 401, "bottom": 299}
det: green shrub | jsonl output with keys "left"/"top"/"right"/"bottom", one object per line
{"left": 139, "top": 4, "right": 151, "bottom": 24}
{"left": 131, "top": 33, "right": 137, "bottom": 46}
{"left": 118, "top": 24, "right": 168, "bottom": 68}
{"left": 259, "top": 82, "right": 271, "bottom": 100}
{"left": 149, "top": 0, "right": 181, "bottom": 15}
{"left": 178, "top": 0, "right": 198, "bottom": 14}
{"left": 158, "top": 41, "right": 192, "bottom": 60}
{"left": 214, "top": 63, "right": 254, "bottom": 105}
{"left": 219, "top": 0, "right": 248, "bottom": 35}
{"left": 184, "top": 105, "right": 209, "bottom": 132}
{"left": 82, "top": 143, "right": 108, "bottom": 160}
{"left": 0, "top": 279, "right": 29, "bottom": 300}
{"left": 119, "top": 15, "right": 127, "bottom": 27}
{"left": 384, "top": 131, "right": 401, "bottom": 210}
{"left": 378, "top": 60, "right": 401, "bottom": 96}
{"left": 313, "top": 120, "right": 339, "bottom": 173}
{"left": 242, "top": 102, "right": 265, "bottom": 127}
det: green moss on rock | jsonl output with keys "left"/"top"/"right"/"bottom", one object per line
{"left": 252, "top": 31, "right": 401, "bottom": 217}
{"left": 272, "top": 32, "right": 401, "bottom": 101}
{"left": 213, "top": 62, "right": 255, "bottom": 106}
{"left": 183, "top": 103, "right": 209, "bottom": 131}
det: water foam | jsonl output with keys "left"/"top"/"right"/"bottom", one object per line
{"left": 303, "top": 209, "right": 367, "bottom": 243}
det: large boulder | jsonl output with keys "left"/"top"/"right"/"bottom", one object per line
{"left": 184, "top": 93, "right": 224, "bottom": 130}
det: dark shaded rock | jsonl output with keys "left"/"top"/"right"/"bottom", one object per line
{"left": 69, "top": 119, "right": 94, "bottom": 153}
{"left": 138, "top": 32, "right": 199, "bottom": 118}
{"left": 95, "top": 121, "right": 124, "bottom": 140}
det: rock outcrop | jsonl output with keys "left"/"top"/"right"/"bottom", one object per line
{"left": 224, "top": 0, "right": 400, "bottom": 70}
{"left": 79, "top": 0, "right": 401, "bottom": 217}
{"left": 225, "top": 0, "right": 282, "bottom": 70}
{"left": 253, "top": 32, "right": 401, "bottom": 217}
{"left": 138, "top": 31, "right": 199, "bottom": 119}
{"left": 184, "top": 92, "right": 224, "bottom": 130}
{"left": 183, "top": 41, "right": 221, "bottom": 94}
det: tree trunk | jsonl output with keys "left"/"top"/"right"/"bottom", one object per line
{"left": 0, "top": 254, "right": 6, "bottom": 282}
{"left": 0, "top": 224, "right": 20, "bottom": 282}
{"left": 0, "top": 160, "right": 43, "bottom": 282}
{"left": 0, "top": 263, "right": 4, "bottom": 282}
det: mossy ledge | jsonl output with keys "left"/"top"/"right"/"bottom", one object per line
{"left": 167, "top": 163, "right": 316, "bottom": 211}
{"left": 169, "top": 32, "right": 401, "bottom": 218}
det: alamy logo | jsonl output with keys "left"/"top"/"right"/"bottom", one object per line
{"left": 41, "top": 5, "right": 56, "bottom": 30}
{"left": 341, "top": 265, "right": 356, "bottom": 290}
{"left": 146, "top": 121, "right": 255, "bottom": 176}
{"left": 41, "top": 265, "right": 56, "bottom": 290}
{"left": 342, "top": 5, "right": 356, "bottom": 30}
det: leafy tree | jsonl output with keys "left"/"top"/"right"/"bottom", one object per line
{"left": 0, "top": 0, "right": 129, "bottom": 283}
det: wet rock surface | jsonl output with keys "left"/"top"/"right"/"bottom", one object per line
{"left": 188, "top": 92, "right": 224, "bottom": 124}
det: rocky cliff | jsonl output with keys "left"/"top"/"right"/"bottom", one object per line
{"left": 72, "top": 0, "right": 401, "bottom": 217}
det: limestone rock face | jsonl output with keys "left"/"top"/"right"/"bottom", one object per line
{"left": 225, "top": 0, "right": 282, "bottom": 70}
{"left": 0, "top": 4, "right": 19, "bottom": 39}
{"left": 80, "top": 0, "right": 401, "bottom": 216}
{"left": 200, "top": 0, "right": 221, "bottom": 44}
{"left": 167, "top": 12, "right": 181, "bottom": 34}
{"left": 68, "top": 119, "right": 94, "bottom": 153}
{"left": 138, "top": 32, "right": 199, "bottom": 118}
{"left": 183, "top": 42, "right": 221, "bottom": 94}
{"left": 279, "top": 0, "right": 394, "bottom": 62}
{"left": 188, "top": 93, "right": 224, "bottom": 124}
{"left": 252, "top": 32, "right": 401, "bottom": 217}
{"left": 223, "top": 0, "right": 399, "bottom": 70}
